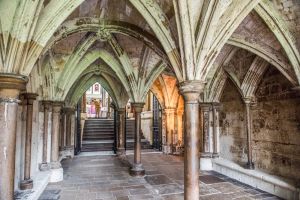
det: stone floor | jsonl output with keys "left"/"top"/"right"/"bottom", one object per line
{"left": 39, "top": 153, "right": 282, "bottom": 200}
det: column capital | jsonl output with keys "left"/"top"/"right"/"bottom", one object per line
{"left": 117, "top": 108, "right": 126, "bottom": 114}
{"left": 52, "top": 101, "right": 64, "bottom": 113}
{"left": 0, "top": 74, "right": 27, "bottom": 101}
{"left": 22, "top": 93, "right": 38, "bottom": 105}
{"left": 199, "top": 102, "right": 212, "bottom": 111}
{"left": 179, "top": 80, "right": 205, "bottom": 102}
{"left": 131, "top": 102, "right": 145, "bottom": 113}
{"left": 164, "top": 107, "right": 176, "bottom": 114}
{"left": 42, "top": 100, "right": 53, "bottom": 111}
{"left": 63, "top": 106, "right": 76, "bottom": 114}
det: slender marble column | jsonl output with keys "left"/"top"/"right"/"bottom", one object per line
{"left": 59, "top": 109, "right": 66, "bottom": 151}
{"left": 65, "top": 107, "right": 75, "bottom": 149}
{"left": 244, "top": 98, "right": 255, "bottom": 169}
{"left": 179, "top": 81, "right": 204, "bottom": 200}
{"left": 20, "top": 93, "right": 38, "bottom": 190}
{"left": 212, "top": 103, "right": 221, "bottom": 158}
{"left": 40, "top": 101, "right": 52, "bottom": 171}
{"left": 164, "top": 108, "right": 176, "bottom": 153}
{"left": 0, "top": 74, "right": 27, "bottom": 200}
{"left": 130, "top": 102, "right": 145, "bottom": 176}
{"left": 51, "top": 102, "right": 63, "bottom": 169}
{"left": 117, "top": 108, "right": 126, "bottom": 156}
{"left": 199, "top": 103, "right": 212, "bottom": 155}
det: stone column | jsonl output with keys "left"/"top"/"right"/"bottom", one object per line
{"left": 130, "top": 102, "right": 145, "bottom": 176}
{"left": 81, "top": 93, "right": 86, "bottom": 113}
{"left": 40, "top": 101, "right": 52, "bottom": 171}
{"left": 59, "top": 109, "right": 65, "bottom": 151}
{"left": 117, "top": 108, "right": 126, "bottom": 156}
{"left": 199, "top": 103, "right": 213, "bottom": 170}
{"left": 244, "top": 98, "right": 255, "bottom": 169}
{"left": 65, "top": 107, "right": 75, "bottom": 149}
{"left": 20, "top": 93, "right": 38, "bottom": 190}
{"left": 164, "top": 107, "right": 176, "bottom": 154}
{"left": 212, "top": 103, "right": 221, "bottom": 158}
{"left": 0, "top": 74, "right": 27, "bottom": 200}
{"left": 63, "top": 107, "right": 75, "bottom": 158}
{"left": 50, "top": 102, "right": 64, "bottom": 182}
{"left": 179, "top": 81, "right": 204, "bottom": 200}
{"left": 107, "top": 97, "right": 111, "bottom": 119}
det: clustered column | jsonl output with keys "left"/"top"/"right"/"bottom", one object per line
{"left": 130, "top": 103, "right": 145, "bottom": 176}
{"left": 0, "top": 74, "right": 27, "bottom": 200}
{"left": 117, "top": 108, "right": 126, "bottom": 156}
{"left": 40, "top": 101, "right": 52, "bottom": 171}
{"left": 20, "top": 93, "right": 38, "bottom": 190}
{"left": 179, "top": 81, "right": 204, "bottom": 200}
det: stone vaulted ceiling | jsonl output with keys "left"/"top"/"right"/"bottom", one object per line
{"left": 0, "top": 0, "right": 300, "bottom": 105}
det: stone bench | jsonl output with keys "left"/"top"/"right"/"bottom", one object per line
{"left": 212, "top": 158, "right": 300, "bottom": 200}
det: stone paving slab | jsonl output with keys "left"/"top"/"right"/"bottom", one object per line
{"left": 39, "top": 154, "right": 283, "bottom": 200}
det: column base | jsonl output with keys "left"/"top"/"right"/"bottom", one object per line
{"left": 200, "top": 153, "right": 213, "bottom": 171}
{"left": 49, "top": 167, "right": 63, "bottom": 183}
{"left": 245, "top": 162, "right": 255, "bottom": 170}
{"left": 162, "top": 145, "right": 172, "bottom": 154}
{"left": 50, "top": 161, "right": 62, "bottom": 169}
{"left": 20, "top": 179, "right": 33, "bottom": 190}
{"left": 39, "top": 162, "right": 50, "bottom": 171}
{"left": 116, "top": 148, "right": 126, "bottom": 156}
{"left": 212, "top": 153, "right": 220, "bottom": 158}
{"left": 59, "top": 146, "right": 74, "bottom": 159}
{"left": 130, "top": 163, "right": 145, "bottom": 176}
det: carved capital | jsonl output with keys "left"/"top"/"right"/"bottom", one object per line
{"left": 131, "top": 102, "right": 145, "bottom": 113}
{"left": 179, "top": 80, "right": 205, "bottom": 102}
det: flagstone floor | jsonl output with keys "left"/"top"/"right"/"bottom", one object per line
{"left": 39, "top": 153, "right": 282, "bottom": 200}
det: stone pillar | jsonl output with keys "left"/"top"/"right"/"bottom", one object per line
{"left": 0, "top": 74, "right": 27, "bottom": 200}
{"left": 20, "top": 93, "right": 38, "bottom": 190}
{"left": 40, "top": 101, "right": 52, "bottom": 171}
{"left": 65, "top": 107, "right": 75, "bottom": 149}
{"left": 81, "top": 93, "right": 86, "bottom": 113}
{"left": 199, "top": 103, "right": 213, "bottom": 170}
{"left": 164, "top": 107, "right": 176, "bottom": 154}
{"left": 130, "top": 102, "right": 145, "bottom": 176}
{"left": 117, "top": 108, "right": 126, "bottom": 156}
{"left": 63, "top": 107, "right": 75, "bottom": 158}
{"left": 59, "top": 109, "right": 65, "bottom": 151}
{"left": 244, "top": 98, "right": 255, "bottom": 169}
{"left": 107, "top": 97, "right": 111, "bottom": 119}
{"left": 176, "top": 108, "right": 184, "bottom": 146}
{"left": 179, "top": 81, "right": 204, "bottom": 200}
{"left": 212, "top": 103, "right": 221, "bottom": 158}
{"left": 50, "top": 102, "right": 64, "bottom": 182}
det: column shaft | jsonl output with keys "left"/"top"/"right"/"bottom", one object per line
{"left": 51, "top": 102, "right": 63, "bottom": 168}
{"left": 130, "top": 102, "right": 145, "bottom": 176}
{"left": 20, "top": 93, "right": 37, "bottom": 190}
{"left": 179, "top": 81, "right": 204, "bottom": 200}
{"left": 212, "top": 103, "right": 221, "bottom": 158}
{"left": 40, "top": 101, "right": 51, "bottom": 171}
{"left": 117, "top": 108, "right": 126, "bottom": 155}
{"left": 245, "top": 99, "right": 254, "bottom": 169}
{"left": 0, "top": 74, "right": 27, "bottom": 200}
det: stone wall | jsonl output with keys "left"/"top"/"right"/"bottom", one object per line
{"left": 252, "top": 67, "right": 300, "bottom": 181}
{"left": 220, "top": 80, "right": 248, "bottom": 165}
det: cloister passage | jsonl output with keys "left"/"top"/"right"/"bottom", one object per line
{"left": 0, "top": 1, "right": 300, "bottom": 200}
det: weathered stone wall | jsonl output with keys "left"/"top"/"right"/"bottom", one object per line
{"left": 141, "top": 111, "right": 153, "bottom": 145}
{"left": 220, "top": 80, "right": 248, "bottom": 165}
{"left": 252, "top": 67, "right": 300, "bottom": 181}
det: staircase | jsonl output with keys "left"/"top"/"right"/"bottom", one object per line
{"left": 82, "top": 119, "right": 152, "bottom": 152}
